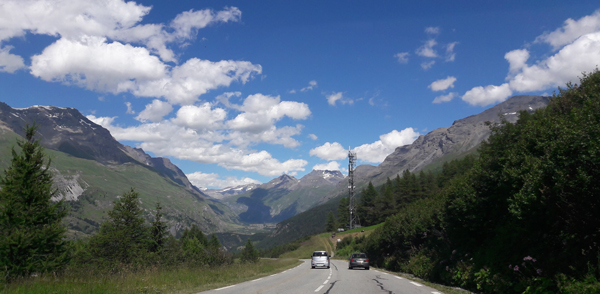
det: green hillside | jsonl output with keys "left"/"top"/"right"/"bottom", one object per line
{"left": 0, "top": 127, "right": 243, "bottom": 238}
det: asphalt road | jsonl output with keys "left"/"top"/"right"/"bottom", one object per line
{"left": 198, "top": 259, "right": 444, "bottom": 294}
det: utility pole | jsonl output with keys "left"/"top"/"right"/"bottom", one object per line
{"left": 348, "top": 147, "right": 359, "bottom": 230}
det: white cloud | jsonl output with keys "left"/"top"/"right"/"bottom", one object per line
{"left": 308, "top": 134, "right": 318, "bottom": 140}
{"left": 433, "top": 92, "right": 457, "bottom": 104}
{"left": 509, "top": 32, "right": 600, "bottom": 92}
{"left": 227, "top": 94, "right": 310, "bottom": 134}
{"left": 125, "top": 102, "right": 135, "bottom": 114}
{"left": 326, "top": 92, "right": 343, "bottom": 106}
{"left": 428, "top": 76, "right": 457, "bottom": 91}
{"left": 186, "top": 171, "right": 260, "bottom": 189}
{"left": 421, "top": 60, "right": 435, "bottom": 70}
{"left": 462, "top": 83, "right": 512, "bottom": 106}
{"left": 353, "top": 128, "right": 420, "bottom": 163}
{"left": 416, "top": 39, "right": 438, "bottom": 58}
{"left": 425, "top": 26, "right": 440, "bottom": 35}
{"left": 301, "top": 80, "right": 317, "bottom": 92}
{"left": 136, "top": 99, "right": 173, "bottom": 122}
{"left": 310, "top": 142, "right": 347, "bottom": 161}
{"left": 325, "top": 92, "right": 354, "bottom": 106}
{"left": 170, "top": 7, "right": 242, "bottom": 40}
{"left": 394, "top": 52, "right": 409, "bottom": 63}
{"left": 87, "top": 115, "right": 308, "bottom": 177}
{"left": 445, "top": 42, "right": 458, "bottom": 62}
{"left": 0, "top": 46, "right": 25, "bottom": 73}
{"left": 171, "top": 103, "right": 225, "bottom": 129}
{"left": 505, "top": 49, "right": 530, "bottom": 74}
{"left": 535, "top": 10, "right": 600, "bottom": 50}
{"left": 313, "top": 161, "right": 341, "bottom": 171}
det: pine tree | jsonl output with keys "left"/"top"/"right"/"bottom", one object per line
{"left": 88, "top": 188, "right": 149, "bottom": 264}
{"left": 0, "top": 124, "right": 69, "bottom": 278}
{"left": 240, "top": 239, "right": 259, "bottom": 263}
{"left": 325, "top": 211, "right": 336, "bottom": 232}
{"left": 337, "top": 197, "right": 349, "bottom": 229}
{"left": 150, "top": 202, "right": 168, "bottom": 253}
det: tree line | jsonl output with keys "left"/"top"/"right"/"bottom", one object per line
{"left": 0, "top": 125, "right": 258, "bottom": 283}
{"left": 332, "top": 70, "right": 600, "bottom": 293}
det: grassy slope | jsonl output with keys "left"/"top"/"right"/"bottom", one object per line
{"left": 0, "top": 259, "right": 301, "bottom": 294}
{"left": 0, "top": 128, "right": 242, "bottom": 237}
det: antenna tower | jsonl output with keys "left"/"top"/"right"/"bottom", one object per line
{"left": 348, "top": 147, "right": 359, "bottom": 229}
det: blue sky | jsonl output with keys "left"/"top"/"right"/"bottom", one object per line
{"left": 1, "top": 1, "right": 600, "bottom": 189}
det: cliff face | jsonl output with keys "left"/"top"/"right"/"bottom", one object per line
{"left": 365, "top": 95, "right": 551, "bottom": 184}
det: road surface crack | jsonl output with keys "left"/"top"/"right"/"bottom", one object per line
{"left": 373, "top": 276, "right": 393, "bottom": 294}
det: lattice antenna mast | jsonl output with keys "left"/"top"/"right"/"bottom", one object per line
{"left": 348, "top": 146, "right": 359, "bottom": 230}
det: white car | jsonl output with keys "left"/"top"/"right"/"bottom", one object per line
{"left": 311, "top": 251, "right": 330, "bottom": 269}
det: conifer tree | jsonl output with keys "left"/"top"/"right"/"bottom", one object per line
{"left": 325, "top": 211, "right": 336, "bottom": 232}
{"left": 240, "top": 239, "right": 259, "bottom": 263}
{"left": 88, "top": 188, "right": 149, "bottom": 264}
{"left": 150, "top": 202, "right": 168, "bottom": 253}
{"left": 0, "top": 124, "right": 69, "bottom": 278}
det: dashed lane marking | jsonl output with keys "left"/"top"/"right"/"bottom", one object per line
{"left": 395, "top": 276, "right": 403, "bottom": 280}
{"left": 215, "top": 285, "right": 235, "bottom": 291}
{"left": 410, "top": 282, "right": 423, "bottom": 287}
{"left": 323, "top": 279, "right": 329, "bottom": 284}
{"left": 315, "top": 285, "right": 324, "bottom": 292}
{"left": 251, "top": 278, "right": 262, "bottom": 282}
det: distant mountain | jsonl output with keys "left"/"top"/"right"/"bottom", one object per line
{"left": 0, "top": 102, "right": 240, "bottom": 237}
{"left": 220, "top": 170, "right": 345, "bottom": 224}
{"left": 203, "top": 183, "right": 259, "bottom": 200}
{"left": 261, "top": 95, "right": 552, "bottom": 248}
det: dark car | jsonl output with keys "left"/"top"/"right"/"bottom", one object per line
{"left": 311, "top": 251, "right": 330, "bottom": 269}
{"left": 348, "top": 252, "right": 369, "bottom": 270}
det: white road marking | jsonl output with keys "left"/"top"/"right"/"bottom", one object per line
{"left": 432, "top": 292, "right": 442, "bottom": 294}
{"left": 251, "top": 278, "right": 263, "bottom": 282}
{"left": 215, "top": 285, "right": 235, "bottom": 291}
{"left": 323, "top": 279, "right": 329, "bottom": 284}
{"left": 315, "top": 285, "right": 324, "bottom": 292}
{"left": 395, "top": 276, "right": 403, "bottom": 280}
{"left": 410, "top": 282, "right": 423, "bottom": 287}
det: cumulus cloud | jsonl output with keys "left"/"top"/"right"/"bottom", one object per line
{"left": 0, "top": 46, "right": 25, "bottom": 73}
{"left": 462, "top": 83, "right": 512, "bottom": 106}
{"left": 353, "top": 128, "right": 420, "bottom": 163}
{"left": 462, "top": 11, "right": 600, "bottom": 107}
{"left": 3, "top": 1, "right": 260, "bottom": 105}
{"left": 416, "top": 39, "right": 438, "bottom": 58}
{"left": 88, "top": 115, "right": 308, "bottom": 177}
{"left": 326, "top": 92, "right": 343, "bottom": 106}
{"left": 313, "top": 161, "right": 342, "bottom": 172}
{"left": 308, "top": 134, "right": 318, "bottom": 140}
{"left": 300, "top": 80, "right": 317, "bottom": 92}
{"left": 425, "top": 26, "right": 440, "bottom": 35}
{"left": 171, "top": 102, "right": 225, "bottom": 129}
{"left": 136, "top": 99, "right": 173, "bottom": 122}
{"left": 535, "top": 10, "right": 600, "bottom": 50}
{"left": 428, "top": 76, "right": 457, "bottom": 91}
{"left": 394, "top": 52, "right": 409, "bottom": 63}
{"left": 421, "top": 60, "right": 435, "bottom": 70}
{"left": 186, "top": 171, "right": 260, "bottom": 189}
{"left": 310, "top": 142, "right": 347, "bottom": 161}
{"left": 433, "top": 92, "right": 458, "bottom": 104}
{"left": 125, "top": 102, "right": 135, "bottom": 114}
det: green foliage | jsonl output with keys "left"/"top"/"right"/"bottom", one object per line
{"left": 325, "top": 211, "right": 336, "bottom": 232}
{"left": 240, "top": 239, "right": 259, "bottom": 263}
{"left": 337, "top": 197, "right": 349, "bottom": 229}
{"left": 0, "top": 124, "right": 69, "bottom": 280}
{"left": 149, "top": 202, "right": 167, "bottom": 253}
{"left": 87, "top": 188, "right": 149, "bottom": 265}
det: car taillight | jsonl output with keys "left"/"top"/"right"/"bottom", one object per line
{"left": 366, "top": 259, "right": 369, "bottom": 262}
{"left": 350, "top": 258, "right": 354, "bottom": 262}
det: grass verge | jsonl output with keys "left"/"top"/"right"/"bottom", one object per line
{"left": 0, "top": 259, "right": 301, "bottom": 294}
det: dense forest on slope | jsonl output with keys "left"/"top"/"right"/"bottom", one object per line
{"left": 344, "top": 70, "right": 600, "bottom": 293}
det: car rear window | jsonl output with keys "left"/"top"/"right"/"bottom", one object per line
{"left": 353, "top": 253, "right": 367, "bottom": 258}
{"left": 313, "top": 252, "right": 327, "bottom": 256}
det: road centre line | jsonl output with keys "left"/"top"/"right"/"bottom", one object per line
{"left": 432, "top": 292, "right": 442, "bottom": 294}
{"left": 324, "top": 279, "right": 329, "bottom": 284}
{"left": 395, "top": 276, "right": 403, "bottom": 280}
{"left": 410, "top": 282, "right": 423, "bottom": 287}
{"left": 215, "top": 285, "right": 235, "bottom": 291}
{"left": 315, "top": 285, "right": 324, "bottom": 292}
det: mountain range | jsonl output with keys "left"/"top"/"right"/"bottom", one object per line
{"left": 0, "top": 95, "right": 551, "bottom": 247}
